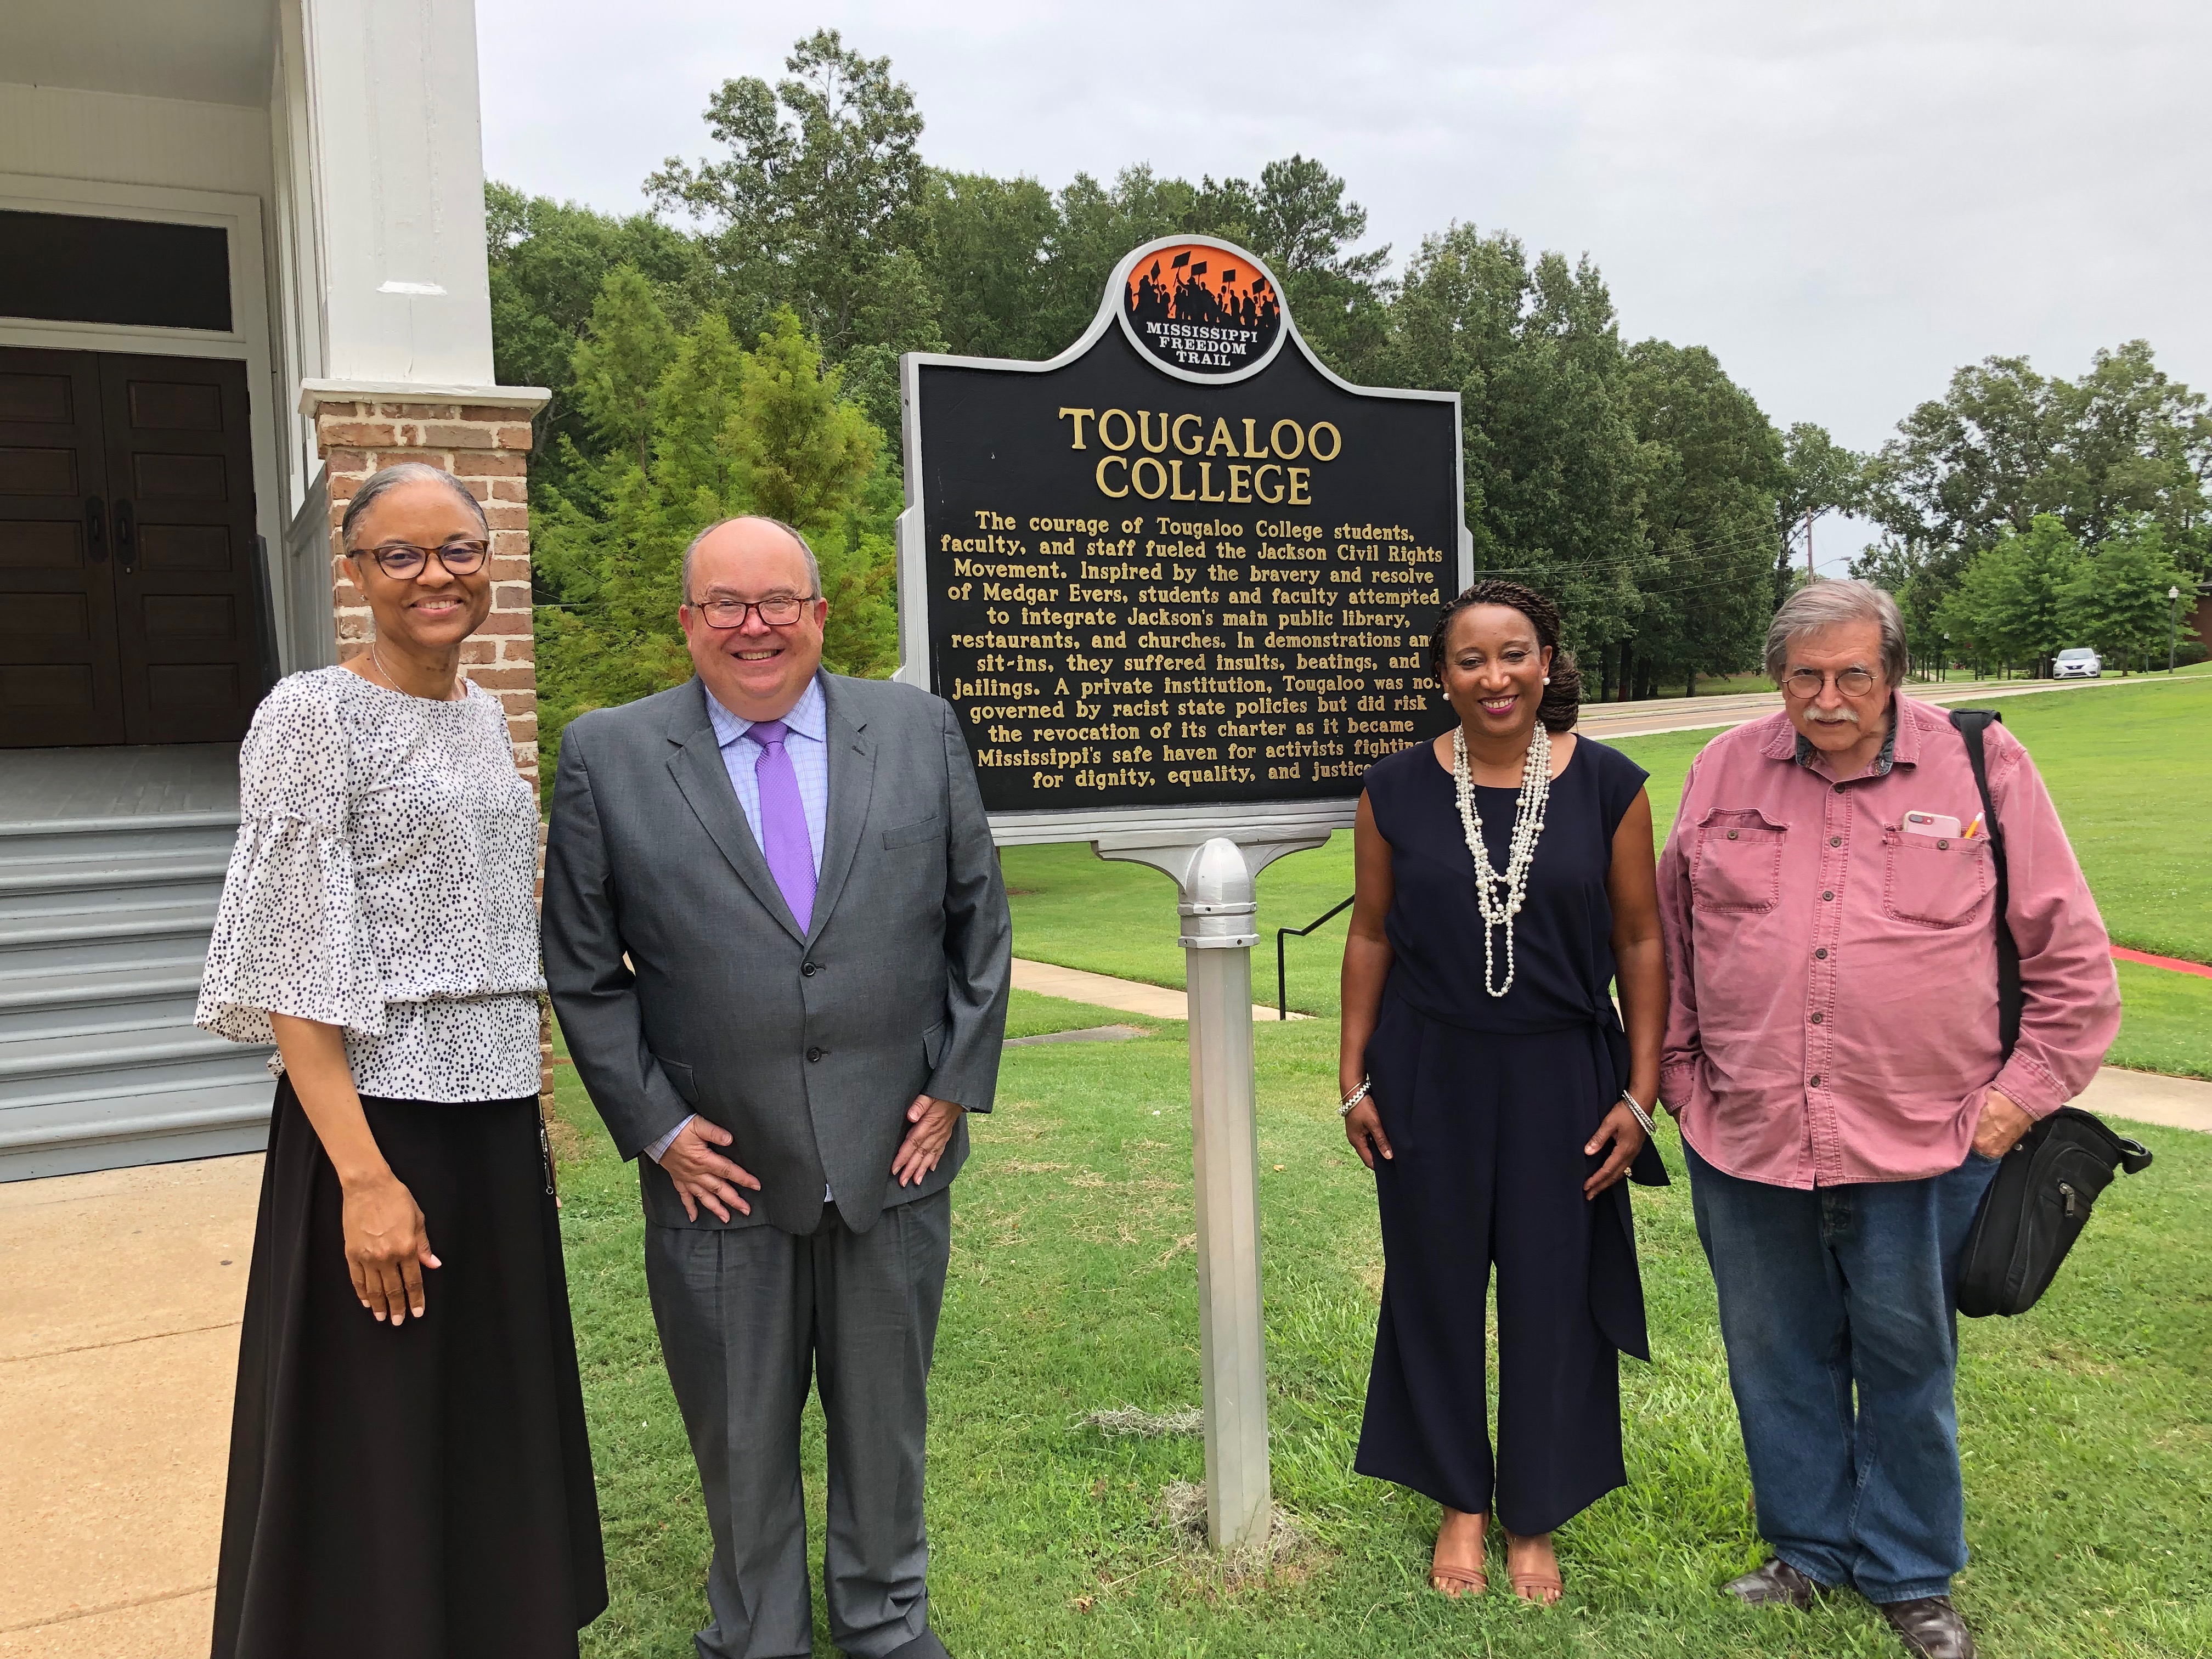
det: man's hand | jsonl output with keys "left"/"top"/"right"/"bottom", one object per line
{"left": 893, "top": 1094, "right": 964, "bottom": 1188}
{"left": 659, "top": 1118, "right": 762, "bottom": 1222}
{"left": 1972, "top": 1087, "right": 2036, "bottom": 1161}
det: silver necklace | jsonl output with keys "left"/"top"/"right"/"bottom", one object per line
{"left": 370, "top": 641, "right": 460, "bottom": 702}
{"left": 1452, "top": 723, "right": 1553, "bottom": 997}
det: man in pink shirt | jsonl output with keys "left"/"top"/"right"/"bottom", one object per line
{"left": 1657, "top": 581, "right": 2119, "bottom": 1659}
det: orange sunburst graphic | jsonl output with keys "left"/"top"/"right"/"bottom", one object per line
{"left": 1123, "top": 243, "right": 1282, "bottom": 375}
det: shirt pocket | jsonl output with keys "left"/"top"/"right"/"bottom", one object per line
{"left": 1689, "top": 808, "right": 1787, "bottom": 913}
{"left": 1882, "top": 832, "right": 1993, "bottom": 928}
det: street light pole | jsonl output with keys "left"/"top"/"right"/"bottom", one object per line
{"left": 2171, "top": 585, "right": 2183, "bottom": 674}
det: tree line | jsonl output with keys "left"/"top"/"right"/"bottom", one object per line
{"left": 493, "top": 31, "right": 2210, "bottom": 777}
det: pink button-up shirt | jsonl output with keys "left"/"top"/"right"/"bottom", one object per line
{"left": 1657, "top": 693, "right": 2120, "bottom": 1187}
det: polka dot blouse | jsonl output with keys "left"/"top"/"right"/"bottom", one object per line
{"left": 196, "top": 667, "right": 546, "bottom": 1103}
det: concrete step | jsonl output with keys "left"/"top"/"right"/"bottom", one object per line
{"left": 0, "top": 851, "right": 230, "bottom": 919}
{"left": 0, "top": 1075, "right": 272, "bottom": 1182}
{"left": 0, "top": 966, "right": 206, "bottom": 1040}
{"left": 0, "top": 901, "right": 222, "bottom": 972}
{"left": 0, "top": 811, "right": 240, "bottom": 867}
{"left": 0, "top": 1025, "right": 269, "bottom": 1109}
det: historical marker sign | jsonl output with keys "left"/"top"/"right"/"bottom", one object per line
{"left": 897, "top": 235, "right": 1470, "bottom": 842}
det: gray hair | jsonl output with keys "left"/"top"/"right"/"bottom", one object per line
{"left": 338, "top": 461, "right": 488, "bottom": 552}
{"left": 680, "top": 516, "right": 822, "bottom": 602}
{"left": 1764, "top": 579, "right": 1909, "bottom": 686}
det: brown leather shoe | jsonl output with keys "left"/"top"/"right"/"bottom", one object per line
{"left": 1722, "top": 1556, "right": 1832, "bottom": 1609}
{"left": 1881, "top": 1596, "right": 1976, "bottom": 1659}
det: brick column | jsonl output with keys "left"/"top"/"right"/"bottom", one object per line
{"left": 311, "top": 399, "right": 540, "bottom": 786}
{"left": 308, "top": 396, "right": 554, "bottom": 1114}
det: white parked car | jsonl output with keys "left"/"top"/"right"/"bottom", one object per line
{"left": 2053, "top": 648, "right": 2102, "bottom": 678}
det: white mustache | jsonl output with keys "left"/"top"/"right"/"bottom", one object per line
{"left": 1805, "top": 707, "right": 1861, "bottom": 725}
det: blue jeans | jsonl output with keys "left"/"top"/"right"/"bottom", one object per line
{"left": 1685, "top": 1139, "right": 2000, "bottom": 1603}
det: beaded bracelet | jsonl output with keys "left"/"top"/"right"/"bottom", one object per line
{"left": 1338, "top": 1079, "right": 1373, "bottom": 1116}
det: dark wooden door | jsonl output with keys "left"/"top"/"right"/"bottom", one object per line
{"left": 0, "top": 347, "right": 127, "bottom": 746}
{"left": 99, "top": 354, "right": 264, "bottom": 744}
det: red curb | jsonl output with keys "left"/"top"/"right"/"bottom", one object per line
{"left": 2113, "top": 946, "right": 2212, "bottom": 980}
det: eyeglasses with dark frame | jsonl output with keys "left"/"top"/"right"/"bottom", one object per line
{"left": 686, "top": 592, "right": 821, "bottom": 630}
{"left": 1782, "top": 667, "right": 1878, "bottom": 699}
{"left": 360, "top": 540, "right": 490, "bottom": 579}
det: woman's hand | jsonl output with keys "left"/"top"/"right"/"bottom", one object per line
{"left": 1344, "top": 1094, "right": 1394, "bottom": 1170}
{"left": 341, "top": 1169, "right": 440, "bottom": 1325}
{"left": 1583, "top": 1101, "right": 1647, "bottom": 1199}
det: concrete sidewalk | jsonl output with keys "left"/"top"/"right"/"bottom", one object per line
{"left": 0, "top": 1155, "right": 257, "bottom": 1657}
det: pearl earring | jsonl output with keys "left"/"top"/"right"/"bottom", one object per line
{"left": 1542, "top": 675, "right": 1550, "bottom": 685}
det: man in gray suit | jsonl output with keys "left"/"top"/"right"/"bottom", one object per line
{"left": 543, "top": 516, "right": 1011, "bottom": 1659}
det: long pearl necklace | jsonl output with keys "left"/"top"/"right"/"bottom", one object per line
{"left": 1452, "top": 722, "right": 1552, "bottom": 998}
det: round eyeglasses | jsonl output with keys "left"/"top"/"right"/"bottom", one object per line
{"left": 1783, "top": 667, "right": 1878, "bottom": 699}
{"left": 686, "top": 593, "right": 819, "bottom": 629}
{"left": 362, "top": 540, "right": 489, "bottom": 579}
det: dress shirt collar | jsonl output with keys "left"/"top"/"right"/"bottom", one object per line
{"left": 706, "top": 673, "right": 827, "bottom": 749}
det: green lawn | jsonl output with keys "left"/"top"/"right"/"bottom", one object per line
{"left": 554, "top": 1019, "right": 2212, "bottom": 1658}
{"left": 1005, "top": 675, "right": 2212, "bottom": 1074}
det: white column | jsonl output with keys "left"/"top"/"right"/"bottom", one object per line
{"left": 295, "top": 0, "right": 496, "bottom": 386}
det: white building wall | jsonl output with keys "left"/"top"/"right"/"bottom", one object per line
{"left": 0, "top": 82, "right": 273, "bottom": 201}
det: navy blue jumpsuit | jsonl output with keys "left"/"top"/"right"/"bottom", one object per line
{"left": 1353, "top": 733, "right": 1667, "bottom": 1534}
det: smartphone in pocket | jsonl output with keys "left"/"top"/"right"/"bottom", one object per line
{"left": 1903, "top": 810, "right": 1963, "bottom": 839}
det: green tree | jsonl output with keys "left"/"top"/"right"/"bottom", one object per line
{"left": 567, "top": 266, "right": 679, "bottom": 470}
{"left": 648, "top": 31, "right": 935, "bottom": 366}
{"left": 533, "top": 308, "right": 898, "bottom": 786}
{"left": 1934, "top": 515, "right": 2084, "bottom": 675}
{"left": 485, "top": 182, "right": 714, "bottom": 477}
{"left": 1384, "top": 224, "right": 1650, "bottom": 686}
{"left": 918, "top": 171, "right": 1062, "bottom": 359}
{"left": 1773, "top": 422, "right": 1863, "bottom": 610}
{"left": 1623, "top": 340, "right": 1785, "bottom": 695}
{"left": 2058, "top": 521, "right": 2196, "bottom": 673}
{"left": 1862, "top": 342, "right": 2212, "bottom": 577}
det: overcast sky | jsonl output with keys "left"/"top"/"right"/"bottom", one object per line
{"left": 477, "top": 0, "right": 2209, "bottom": 571}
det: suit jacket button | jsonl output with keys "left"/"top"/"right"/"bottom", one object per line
{"left": 802, "top": 961, "right": 819, "bottom": 977}
{"left": 807, "top": 1047, "right": 823, "bottom": 1063}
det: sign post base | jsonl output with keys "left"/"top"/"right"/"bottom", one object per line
{"left": 1092, "top": 829, "right": 1330, "bottom": 1553}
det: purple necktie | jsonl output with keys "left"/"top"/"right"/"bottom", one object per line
{"left": 749, "top": 720, "right": 815, "bottom": 932}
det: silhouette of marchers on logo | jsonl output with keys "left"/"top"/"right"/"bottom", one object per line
{"left": 1125, "top": 244, "right": 1282, "bottom": 375}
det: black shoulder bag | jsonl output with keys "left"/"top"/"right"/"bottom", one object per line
{"left": 1948, "top": 709, "right": 2152, "bottom": 1319}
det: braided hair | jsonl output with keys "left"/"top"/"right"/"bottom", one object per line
{"left": 1429, "top": 578, "right": 1583, "bottom": 733}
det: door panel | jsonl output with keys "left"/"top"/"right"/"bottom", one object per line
{"left": 0, "top": 347, "right": 123, "bottom": 747}
{"left": 100, "top": 354, "right": 264, "bottom": 744}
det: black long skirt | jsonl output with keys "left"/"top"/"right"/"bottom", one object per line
{"left": 1353, "top": 1001, "right": 1646, "bottom": 1534}
{"left": 212, "top": 1077, "right": 607, "bottom": 1659}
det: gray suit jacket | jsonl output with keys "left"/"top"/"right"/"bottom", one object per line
{"left": 543, "top": 672, "right": 1012, "bottom": 1235}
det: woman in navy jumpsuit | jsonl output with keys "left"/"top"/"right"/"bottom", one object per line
{"left": 1339, "top": 580, "right": 1669, "bottom": 1602}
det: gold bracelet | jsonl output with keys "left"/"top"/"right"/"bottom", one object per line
{"left": 1338, "top": 1079, "right": 1372, "bottom": 1116}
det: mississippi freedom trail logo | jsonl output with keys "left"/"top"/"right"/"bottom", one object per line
{"left": 1122, "top": 242, "right": 1283, "bottom": 376}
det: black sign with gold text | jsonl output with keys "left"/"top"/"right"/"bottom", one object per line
{"left": 899, "top": 237, "right": 1466, "bottom": 823}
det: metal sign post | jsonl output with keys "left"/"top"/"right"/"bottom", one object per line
{"left": 893, "top": 232, "right": 1471, "bottom": 1554}
{"left": 1093, "top": 828, "right": 1328, "bottom": 1552}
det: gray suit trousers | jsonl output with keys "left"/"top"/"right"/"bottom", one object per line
{"left": 645, "top": 1192, "right": 952, "bottom": 1659}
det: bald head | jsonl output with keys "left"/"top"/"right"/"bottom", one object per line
{"left": 679, "top": 517, "right": 831, "bottom": 722}
{"left": 681, "top": 516, "right": 820, "bottom": 605}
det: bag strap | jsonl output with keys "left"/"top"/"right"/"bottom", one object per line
{"left": 1949, "top": 710, "right": 2023, "bottom": 1059}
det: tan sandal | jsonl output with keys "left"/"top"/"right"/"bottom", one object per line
{"left": 1430, "top": 1511, "right": 1489, "bottom": 1597}
{"left": 1504, "top": 1532, "right": 1563, "bottom": 1605}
